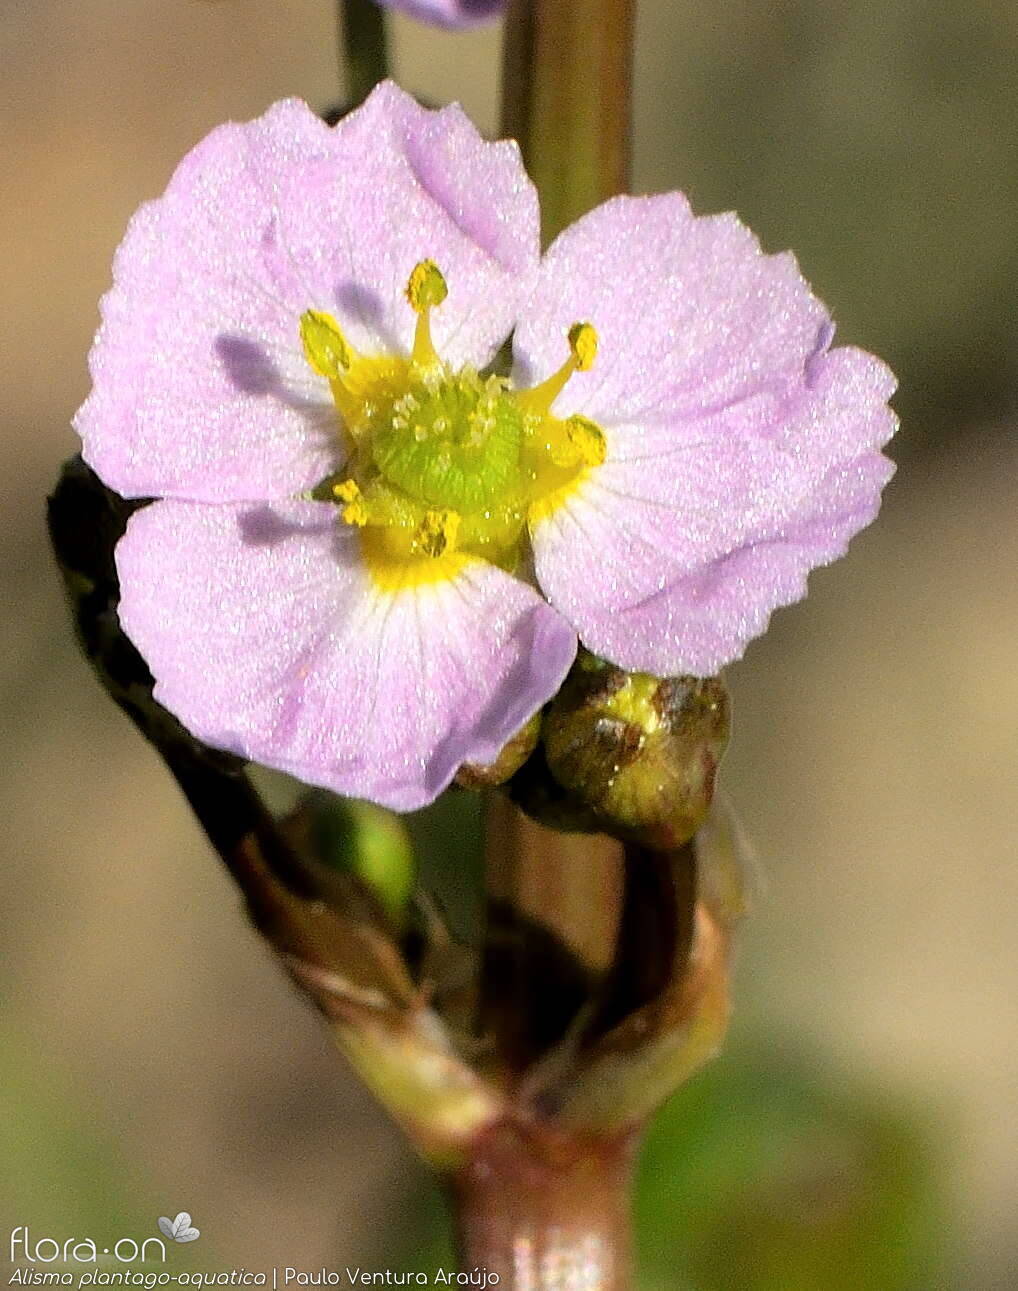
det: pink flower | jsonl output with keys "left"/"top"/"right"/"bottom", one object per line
{"left": 374, "top": 0, "right": 503, "bottom": 27}
{"left": 76, "top": 83, "right": 896, "bottom": 809}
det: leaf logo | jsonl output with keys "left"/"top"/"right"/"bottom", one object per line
{"left": 157, "top": 1213, "right": 201, "bottom": 1243}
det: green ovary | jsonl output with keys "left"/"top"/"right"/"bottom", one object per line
{"left": 371, "top": 370, "right": 526, "bottom": 514}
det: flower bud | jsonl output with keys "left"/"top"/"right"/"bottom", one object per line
{"left": 541, "top": 653, "right": 731, "bottom": 849}
{"left": 456, "top": 712, "right": 542, "bottom": 789}
{"left": 306, "top": 793, "right": 416, "bottom": 926}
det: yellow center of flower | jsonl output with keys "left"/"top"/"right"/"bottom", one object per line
{"left": 300, "top": 260, "right": 605, "bottom": 589}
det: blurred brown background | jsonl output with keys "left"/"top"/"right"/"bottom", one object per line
{"left": 2, "top": 1, "right": 1017, "bottom": 1287}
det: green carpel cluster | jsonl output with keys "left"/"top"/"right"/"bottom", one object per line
{"left": 371, "top": 370, "right": 526, "bottom": 514}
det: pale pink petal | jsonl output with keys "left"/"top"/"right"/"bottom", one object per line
{"left": 275, "top": 82, "right": 539, "bottom": 368}
{"left": 532, "top": 345, "right": 897, "bottom": 674}
{"left": 376, "top": 0, "right": 503, "bottom": 28}
{"left": 77, "top": 85, "right": 539, "bottom": 503}
{"left": 513, "top": 193, "right": 834, "bottom": 432}
{"left": 78, "top": 101, "right": 341, "bottom": 503}
{"left": 521, "top": 194, "right": 896, "bottom": 672}
{"left": 116, "top": 501, "right": 575, "bottom": 809}
{"left": 562, "top": 453, "right": 894, "bottom": 676}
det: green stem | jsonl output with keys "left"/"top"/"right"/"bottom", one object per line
{"left": 500, "top": 0, "right": 636, "bottom": 242}
{"left": 339, "top": 0, "right": 391, "bottom": 107}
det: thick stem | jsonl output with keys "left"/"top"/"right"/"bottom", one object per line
{"left": 485, "top": 794, "right": 623, "bottom": 973}
{"left": 338, "top": 0, "right": 390, "bottom": 107}
{"left": 480, "top": 795, "right": 623, "bottom": 1076}
{"left": 450, "top": 1123, "right": 636, "bottom": 1291}
{"left": 500, "top": 0, "right": 635, "bottom": 242}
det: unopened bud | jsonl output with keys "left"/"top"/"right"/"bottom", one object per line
{"left": 310, "top": 795, "right": 416, "bottom": 925}
{"left": 456, "top": 712, "right": 541, "bottom": 789}
{"left": 541, "top": 653, "right": 731, "bottom": 849}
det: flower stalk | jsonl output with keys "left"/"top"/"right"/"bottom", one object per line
{"left": 339, "top": 0, "right": 390, "bottom": 106}
{"left": 501, "top": 0, "right": 635, "bottom": 241}
{"left": 456, "top": 7, "right": 642, "bottom": 1285}
{"left": 450, "top": 1123, "right": 636, "bottom": 1291}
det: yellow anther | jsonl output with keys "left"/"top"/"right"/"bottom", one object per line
{"left": 415, "top": 509, "right": 461, "bottom": 558}
{"left": 407, "top": 260, "right": 448, "bottom": 370}
{"left": 332, "top": 478, "right": 361, "bottom": 503}
{"left": 567, "top": 322, "right": 598, "bottom": 372}
{"left": 406, "top": 260, "right": 448, "bottom": 313}
{"left": 518, "top": 321, "right": 599, "bottom": 417}
{"left": 566, "top": 415, "right": 607, "bottom": 467}
{"left": 300, "top": 310, "right": 351, "bottom": 379}
{"left": 332, "top": 478, "right": 368, "bottom": 527}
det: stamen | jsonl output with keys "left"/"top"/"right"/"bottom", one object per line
{"left": 414, "top": 508, "right": 461, "bottom": 558}
{"left": 518, "top": 321, "right": 598, "bottom": 417}
{"left": 406, "top": 260, "right": 448, "bottom": 370}
{"left": 300, "top": 310, "right": 352, "bottom": 379}
{"left": 568, "top": 322, "right": 598, "bottom": 372}
{"left": 333, "top": 478, "right": 368, "bottom": 527}
{"left": 566, "top": 415, "right": 607, "bottom": 467}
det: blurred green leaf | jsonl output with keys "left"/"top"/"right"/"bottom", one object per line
{"left": 0, "top": 1028, "right": 216, "bottom": 1265}
{"left": 0, "top": 1031, "right": 139, "bottom": 1234}
{"left": 636, "top": 1041, "right": 948, "bottom": 1291}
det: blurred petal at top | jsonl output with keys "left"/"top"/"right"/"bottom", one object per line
{"left": 375, "top": 0, "right": 503, "bottom": 30}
